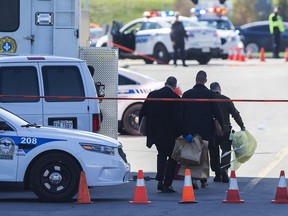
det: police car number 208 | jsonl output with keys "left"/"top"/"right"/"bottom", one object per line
{"left": 0, "top": 107, "right": 130, "bottom": 202}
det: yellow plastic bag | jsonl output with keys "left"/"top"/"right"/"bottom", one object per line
{"left": 231, "top": 130, "right": 257, "bottom": 164}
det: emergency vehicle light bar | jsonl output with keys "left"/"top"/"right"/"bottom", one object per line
{"left": 191, "top": 6, "right": 228, "bottom": 17}
{"left": 143, "top": 10, "right": 175, "bottom": 18}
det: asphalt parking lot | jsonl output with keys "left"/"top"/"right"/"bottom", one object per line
{"left": 1, "top": 58, "right": 288, "bottom": 216}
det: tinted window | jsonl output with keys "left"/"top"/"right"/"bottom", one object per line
{"left": 42, "top": 66, "right": 85, "bottom": 102}
{"left": 0, "top": 66, "right": 39, "bottom": 102}
{"left": 0, "top": 0, "right": 20, "bottom": 32}
{"left": 249, "top": 25, "right": 269, "bottom": 32}
{"left": 119, "top": 74, "right": 137, "bottom": 85}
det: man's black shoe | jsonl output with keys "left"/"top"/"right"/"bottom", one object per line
{"left": 183, "top": 64, "right": 188, "bottom": 67}
{"left": 157, "top": 181, "right": 164, "bottom": 191}
{"left": 213, "top": 175, "right": 222, "bottom": 182}
{"left": 221, "top": 170, "right": 229, "bottom": 183}
{"left": 201, "top": 182, "right": 208, "bottom": 188}
{"left": 161, "top": 185, "right": 177, "bottom": 193}
{"left": 192, "top": 179, "right": 199, "bottom": 189}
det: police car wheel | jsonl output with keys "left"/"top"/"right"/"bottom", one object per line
{"left": 30, "top": 153, "right": 81, "bottom": 202}
{"left": 245, "top": 43, "right": 259, "bottom": 53}
{"left": 144, "top": 58, "right": 154, "bottom": 64}
{"left": 123, "top": 104, "right": 142, "bottom": 135}
{"left": 197, "top": 55, "right": 211, "bottom": 65}
{"left": 153, "top": 44, "right": 170, "bottom": 64}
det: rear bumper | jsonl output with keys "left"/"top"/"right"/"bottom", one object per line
{"left": 185, "top": 47, "right": 222, "bottom": 59}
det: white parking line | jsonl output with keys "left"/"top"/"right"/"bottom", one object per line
{"left": 245, "top": 146, "right": 288, "bottom": 191}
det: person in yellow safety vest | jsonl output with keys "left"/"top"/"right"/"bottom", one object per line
{"left": 269, "top": 6, "right": 285, "bottom": 58}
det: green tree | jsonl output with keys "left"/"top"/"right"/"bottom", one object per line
{"left": 278, "top": 0, "right": 288, "bottom": 21}
{"left": 231, "top": 0, "right": 257, "bottom": 26}
{"left": 174, "top": 0, "right": 193, "bottom": 17}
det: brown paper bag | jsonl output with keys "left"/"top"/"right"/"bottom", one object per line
{"left": 171, "top": 137, "right": 187, "bottom": 162}
{"left": 179, "top": 135, "right": 203, "bottom": 165}
{"left": 178, "top": 139, "right": 210, "bottom": 179}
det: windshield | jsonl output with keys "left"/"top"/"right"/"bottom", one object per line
{"left": 0, "top": 107, "right": 29, "bottom": 126}
{"left": 198, "top": 20, "right": 233, "bottom": 30}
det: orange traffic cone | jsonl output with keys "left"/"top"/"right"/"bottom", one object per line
{"left": 247, "top": 47, "right": 253, "bottom": 59}
{"left": 271, "top": 170, "right": 288, "bottom": 203}
{"left": 223, "top": 170, "right": 244, "bottom": 203}
{"left": 234, "top": 47, "right": 240, "bottom": 61}
{"left": 239, "top": 47, "right": 246, "bottom": 62}
{"left": 129, "top": 170, "right": 151, "bottom": 204}
{"left": 179, "top": 169, "right": 197, "bottom": 204}
{"left": 260, "top": 47, "right": 265, "bottom": 62}
{"left": 285, "top": 47, "right": 288, "bottom": 62}
{"left": 228, "top": 47, "right": 234, "bottom": 60}
{"left": 75, "top": 171, "right": 93, "bottom": 204}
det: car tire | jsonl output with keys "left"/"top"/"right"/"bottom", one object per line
{"left": 30, "top": 153, "right": 81, "bottom": 202}
{"left": 245, "top": 43, "right": 259, "bottom": 53}
{"left": 122, "top": 104, "right": 142, "bottom": 135}
{"left": 144, "top": 58, "right": 154, "bottom": 64}
{"left": 197, "top": 55, "right": 211, "bottom": 65}
{"left": 153, "top": 44, "right": 170, "bottom": 64}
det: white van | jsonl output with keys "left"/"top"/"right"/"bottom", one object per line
{"left": 0, "top": 55, "right": 102, "bottom": 132}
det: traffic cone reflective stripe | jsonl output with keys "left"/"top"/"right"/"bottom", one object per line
{"left": 75, "top": 171, "right": 93, "bottom": 204}
{"left": 179, "top": 169, "right": 197, "bottom": 204}
{"left": 129, "top": 170, "right": 151, "bottom": 204}
{"left": 223, "top": 170, "right": 244, "bottom": 203}
{"left": 271, "top": 170, "right": 288, "bottom": 203}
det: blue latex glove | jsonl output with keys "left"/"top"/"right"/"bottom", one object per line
{"left": 185, "top": 134, "right": 193, "bottom": 143}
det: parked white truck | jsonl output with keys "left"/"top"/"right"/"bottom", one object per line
{"left": 0, "top": 0, "right": 118, "bottom": 139}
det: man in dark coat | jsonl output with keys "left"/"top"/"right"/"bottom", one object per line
{"left": 210, "top": 82, "right": 245, "bottom": 183}
{"left": 170, "top": 12, "right": 188, "bottom": 67}
{"left": 182, "top": 70, "right": 223, "bottom": 188}
{"left": 139, "top": 76, "right": 192, "bottom": 193}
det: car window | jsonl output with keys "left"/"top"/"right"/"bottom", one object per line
{"left": 141, "top": 22, "right": 161, "bottom": 30}
{"left": 123, "top": 22, "right": 143, "bottom": 34}
{"left": 0, "top": 66, "right": 39, "bottom": 102}
{"left": 119, "top": 74, "right": 138, "bottom": 85}
{"left": 181, "top": 20, "right": 199, "bottom": 28}
{"left": 42, "top": 66, "right": 85, "bottom": 102}
{"left": 199, "top": 20, "right": 232, "bottom": 30}
{"left": 249, "top": 25, "right": 269, "bottom": 32}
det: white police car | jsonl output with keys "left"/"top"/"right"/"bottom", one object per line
{"left": 0, "top": 107, "right": 130, "bottom": 201}
{"left": 97, "top": 11, "right": 222, "bottom": 65}
{"left": 118, "top": 68, "right": 182, "bottom": 135}
{"left": 191, "top": 6, "right": 243, "bottom": 59}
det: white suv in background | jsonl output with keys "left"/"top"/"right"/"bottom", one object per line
{"left": 191, "top": 7, "right": 243, "bottom": 59}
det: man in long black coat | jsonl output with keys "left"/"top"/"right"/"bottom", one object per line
{"left": 182, "top": 70, "right": 223, "bottom": 188}
{"left": 139, "top": 76, "right": 191, "bottom": 193}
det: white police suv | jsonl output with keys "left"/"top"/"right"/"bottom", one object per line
{"left": 96, "top": 11, "right": 222, "bottom": 65}
{"left": 0, "top": 107, "right": 130, "bottom": 201}
{"left": 191, "top": 6, "right": 243, "bottom": 59}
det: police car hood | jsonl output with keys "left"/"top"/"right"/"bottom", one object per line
{"left": 28, "top": 126, "right": 120, "bottom": 147}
